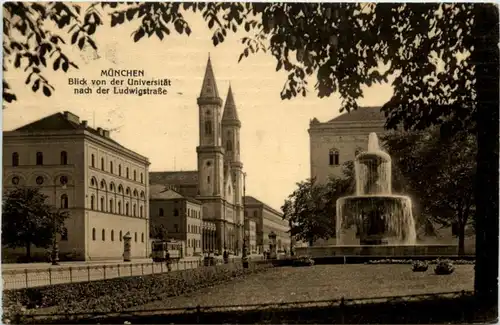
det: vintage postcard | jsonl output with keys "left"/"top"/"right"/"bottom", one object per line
{"left": 2, "top": 2, "right": 497, "bottom": 324}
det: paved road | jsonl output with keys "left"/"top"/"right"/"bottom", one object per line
{"left": 2, "top": 255, "right": 263, "bottom": 290}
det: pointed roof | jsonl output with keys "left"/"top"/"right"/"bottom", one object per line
{"left": 222, "top": 85, "right": 240, "bottom": 122}
{"left": 199, "top": 56, "right": 220, "bottom": 99}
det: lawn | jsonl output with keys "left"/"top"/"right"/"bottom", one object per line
{"left": 130, "top": 264, "right": 474, "bottom": 311}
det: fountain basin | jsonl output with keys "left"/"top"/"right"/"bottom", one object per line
{"left": 295, "top": 244, "right": 459, "bottom": 259}
{"left": 337, "top": 195, "right": 417, "bottom": 246}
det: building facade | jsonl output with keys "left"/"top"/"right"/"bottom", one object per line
{"left": 244, "top": 219, "right": 257, "bottom": 254}
{"left": 3, "top": 111, "right": 150, "bottom": 261}
{"left": 244, "top": 196, "right": 291, "bottom": 253}
{"left": 308, "top": 107, "right": 387, "bottom": 184}
{"left": 150, "top": 57, "right": 245, "bottom": 255}
{"left": 149, "top": 185, "right": 203, "bottom": 257}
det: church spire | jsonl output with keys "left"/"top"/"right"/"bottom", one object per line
{"left": 199, "top": 55, "right": 220, "bottom": 99}
{"left": 222, "top": 85, "right": 240, "bottom": 124}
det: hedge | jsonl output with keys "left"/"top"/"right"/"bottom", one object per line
{"left": 3, "top": 260, "right": 274, "bottom": 322}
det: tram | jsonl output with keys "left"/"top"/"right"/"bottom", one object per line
{"left": 151, "top": 239, "right": 183, "bottom": 262}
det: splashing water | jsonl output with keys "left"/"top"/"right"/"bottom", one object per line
{"left": 336, "top": 132, "right": 417, "bottom": 245}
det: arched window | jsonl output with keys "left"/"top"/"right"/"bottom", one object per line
{"left": 140, "top": 173, "right": 143, "bottom": 184}
{"left": 118, "top": 164, "right": 122, "bottom": 176}
{"left": 118, "top": 185, "right": 123, "bottom": 193}
{"left": 126, "top": 167, "right": 129, "bottom": 178}
{"left": 134, "top": 232, "right": 137, "bottom": 242}
{"left": 36, "top": 152, "right": 43, "bottom": 165}
{"left": 141, "top": 233, "right": 144, "bottom": 243}
{"left": 329, "top": 149, "right": 339, "bottom": 166}
{"left": 100, "top": 197, "right": 105, "bottom": 212}
{"left": 133, "top": 170, "right": 137, "bottom": 181}
{"left": 60, "top": 151, "right": 68, "bottom": 165}
{"left": 140, "top": 206, "right": 143, "bottom": 218}
{"left": 91, "top": 154, "right": 95, "bottom": 167}
{"left": 227, "top": 140, "right": 233, "bottom": 151}
{"left": 100, "top": 180, "right": 106, "bottom": 189}
{"left": 118, "top": 201, "right": 122, "bottom": 214}
{"left": 159, "top": 208, "right": 164, "bottom": 216}
{"left": 126, "top": 203, "right": 129, "bottom": 215}
{"left": 110, "top": 161, "right": 114, "bottom": 173}
{"left": 60, "top": 194, "right": 69, "bottom": 209}
{"left": 102, "top": 229, "right": 105, "bottom": 241}
{"left": 111, "top": 230, "right": 115, "bottom": 241}
{"left": 92, "top": 228, "right": 96, "bottom": 240}
{"left": 133, "top": 204, "right": 136, "bottom": 217}
{"left": 119, "top": 230, "right": 123, "bottom": 241}
{"left": 133, "top": 189, "right": 138, "bottom": 197}
{"left": 205, "top": 121, "right": 212, "bottom": 135}
{"left": 109, "top": 199, "right": 114, "bottom": 213}
{"left": 91, "top": 195, "right": 95, "bottom": 210}
{"left": 12, "top": 152, "right": 19, "bottom": 166}
{"left": 174, "top": 208, "right": 179, "bottom": 217}
{"left": 126, "top": 188, "right": 131, "bottom": 195}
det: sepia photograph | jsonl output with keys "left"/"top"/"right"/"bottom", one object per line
{"left": 1, "top": 2, "right": 498, "bottom": 324}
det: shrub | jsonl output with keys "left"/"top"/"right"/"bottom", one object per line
{"left": 292, "top": 256, "right": 314, "bottom": 267}
{"left": 412, "top": 261, "right": 429, "bottom": 272}
{"left": 434, "top": 260, "right": 455, "bottom": 275}
{"left": 2, "top": 260, "right": 274, "bottom": 321}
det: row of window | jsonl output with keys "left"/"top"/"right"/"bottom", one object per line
{"left": 90, "top": 178, "right": 145, "bottom": 198}
{"left": 90, "top": 196, "right": 144, "bottom": 217}
{"left": 12, "top": 151, "right": 68, "bottom": 166}
{"left": 90, "top": 154, "right": 144, "bottom": 184}
{"left": 11, "top": 175, "right": 69, "bottom": 186}
{"left": 244, "top": 210, "right": 259, "bottom": 217}
{"left": 91, "top": 228, "right": 144, "bottom": 243}
{"left": 158, "top": 208, "right": 201, "bottom": 219}
{"left": 187, "top": 238, "right": 201, "bottom": 248}
{"left": 187, "top": 224, "right": 202, "bottom": 234}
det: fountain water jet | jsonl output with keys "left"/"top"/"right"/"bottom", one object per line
{"left": 336, "top": 132, "right": 417, "bottom": 245}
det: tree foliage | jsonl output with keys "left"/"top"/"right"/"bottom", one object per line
{"left": 150, "top": 223, "right": 168, "bottom": 241}
{"left": 2, "top": 187, "right": 70, "bottom": 258}
{"left": 382, "top": 129, "right": 476, "bottom": 254}
{"left": 281, "top": 167, "right": 352, "bottom": 245}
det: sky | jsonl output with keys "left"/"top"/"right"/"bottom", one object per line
{"left": 3, "top": 5, "right": 394, "bottom": 210}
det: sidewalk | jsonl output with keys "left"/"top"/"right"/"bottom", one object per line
{"left": 2, "top": 256, "right": 203, "bottom": 271}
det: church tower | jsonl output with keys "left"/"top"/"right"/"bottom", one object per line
{"left": 196, "top": 57, "right": 224, "bottom": 197}
{"left": 222, "top": 85, "right": 244, "bottom": 212}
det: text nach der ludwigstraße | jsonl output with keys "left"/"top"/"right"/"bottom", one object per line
{"left": 68, "top": 69, "right": 171, "bottom": 96}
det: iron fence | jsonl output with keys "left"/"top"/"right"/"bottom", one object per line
{"left": 2, "top": 256, "right": 263, "bottom": 290}
{"left": 22, "top": 290, "right": 475, "bottom": 323}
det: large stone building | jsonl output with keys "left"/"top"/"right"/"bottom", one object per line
{"left": 3, "top": 111, "right": 150, "bottom": 261}
{"left": 309, "top": 106, "right": 386, "bottom": 184}
{"left": 149, "top": 184, "right": 206, "bottom": 257}
{"left": 150, "top": 57, "right": 245, "bottom": 255}
{"left": 244, "top": 219, "right": 257, "bottom": 254}
{"left": 244, "top": 196, "right": 291, "bottom": 253}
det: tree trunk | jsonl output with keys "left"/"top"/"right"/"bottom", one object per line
{"left": 472, "top": 4, "right": 499, "bottom": 312}
{"left": 458, "top": 222, "right": 466, "bottom": 256}
{"left": 25, "top": 242, "right": 31, "bottom": 259}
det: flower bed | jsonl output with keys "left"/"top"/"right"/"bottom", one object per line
{"left": 366, "top": 259, "right": 474, "bottom": 265}
{"left": 3, "top": 260, "right": 274, "bottom": 322}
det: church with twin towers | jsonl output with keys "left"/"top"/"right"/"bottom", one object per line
{"left": 150, "top": 56, "right": 245, "bottom": 254}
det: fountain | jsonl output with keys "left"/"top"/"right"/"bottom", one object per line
{"left": 295, "top": 132, "right": 459, "bottom": 258}
{"left": 336, "top": 133, "right": 417, "bottom": 245}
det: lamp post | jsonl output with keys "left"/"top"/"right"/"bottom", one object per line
{"left": 243, "top": 172, "right": 248, "bottom": 256}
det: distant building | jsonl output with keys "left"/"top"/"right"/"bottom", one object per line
{"left": 244, "top": 219, "right": 257, "bottom": 254}
{"left": 244, "top": 196, "right": 291, "bottom": 253}
{"left": 3, "top": 111, "right": 150, "bottom": 261}
{"left": 150, "top": 57, "right": 245, "bottom": 255}
{"left": 149, "top": 185, "right": 204, "bottom": 257}
{"left": 308, "top": 106, "right": 387, "bottom": 184}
